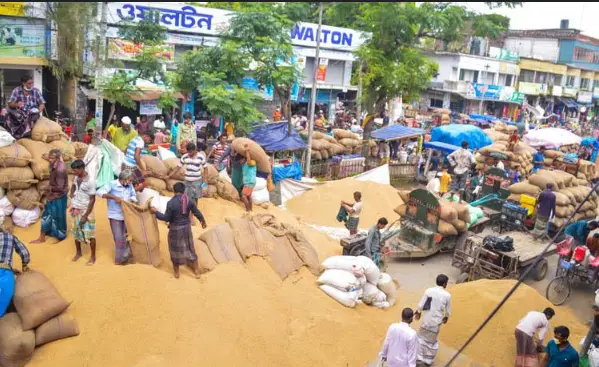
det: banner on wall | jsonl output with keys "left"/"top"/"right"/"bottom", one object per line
{"left": 0, "top": 2, "right": 25, "bottom": 16}
{"left": 140, "top": 100, "right": 162, "bottom": 115}
{"left": 107, "top": 39, "right": 175, "bottom": 62}
{"left": 0, "top": 18, "right": 45, "bottom": 58}
{"left": 470, "top": 83, "right": 502, "bottom": 100}
{"left": 316, "top": 58, "right": 329, "bottom": 82}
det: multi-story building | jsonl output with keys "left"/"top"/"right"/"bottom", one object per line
{"left": 423, "top": 50, "right": 523, "bottom": 117}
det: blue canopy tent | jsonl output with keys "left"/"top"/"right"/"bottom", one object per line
{"left": 430, "top": 124, "right": 493, "bottom": 150}
{"left": 469, "top": 114, "right": 497, "bottom": 123}
{"left": 371, "top": 124, "right": 425, "bottom": 141}
{"left": 248, "top": 122, "right": 307, "bottom": 183}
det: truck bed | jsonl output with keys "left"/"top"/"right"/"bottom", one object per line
{"left": 475, "top": 229, "right": 556, "bottom": 267}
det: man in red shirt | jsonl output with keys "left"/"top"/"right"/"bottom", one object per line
{"left": 83, "top": 129, "right": 93, "bottom": 144}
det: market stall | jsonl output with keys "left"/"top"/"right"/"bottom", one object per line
{"left": 371, "top": 124, "right": 426, "bottom": 180}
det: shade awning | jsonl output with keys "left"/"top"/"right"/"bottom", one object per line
{"left": 557, "top": 97, "right": 579, "bottom": 109}
{"left": 248, "top": 122, "right": 307, "bottom": 152}
{"left": 423, "top": 141, "right": 461, "bottom": 155}
{"left": 371, "top": 124, "right": 425, "bottom": 141}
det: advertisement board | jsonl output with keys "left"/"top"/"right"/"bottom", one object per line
{"left": 107, "top": 39, "right": 175, "bottom": 62}
{"left": 470, "top": 83, "right": 502, "bottom": 100}
{"left": 0, "top": 18, "right": 45, "bottom": 58}
{"left": 552, "top": 85, "right": 563, "bottom": 97}
{"left": 578, "top": 91, "right": 593, "bottom": 104}
{"left": 316, "top": 58, "right": 329, "bottom": 82}
{"left": 518, "top": 82, "right": 547, "bottom": 95}
{"left": 140, "top": 100, "right": 162, "bottom": 115}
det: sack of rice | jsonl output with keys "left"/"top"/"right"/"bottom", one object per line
{"left": 311, "top": 150, "right": 322, "bottom": 160}
{"left": 438, "top": 203, "right": 458, "bottom": 222}
{"left": 199, "top": 223, "right": 243, "bottom": 264}
{"left": 216, "top": 178, "right": 240, "bottom": 202}
{"left": 311, "top": 139, "right": 328, "bottom": 151}
{"left": 438, "top": 220, "right": 458, "bottom": 236}
{"left": 554, "top": 192, "right": 572, "bottom": 206}
{"left": 507, "top": 194, "right": 521, "bottom": 202}
{"left": 164, "top": 158, "right": 185, "bottom": 181}
{"left": 13, "top": 270, "right": 70, "bottom": 330}
{"left": 558, "top": 189, "right": 576, "bottom": 205}
{"left": 12, "top": 207, "right": 41, "bottom": 227}
{"left": 328, "top": 144, "right": 346, "bottom": 156}
{"left": 141, "top": 155, "right": 167, "bottom": 179}
{"left": 145, "top": 177, "right": 167, "bottom": 193}
{"left": 562, "top": 187, "right": 584, "bottom": 202}
{"left": 0, "top": 143, "right": 31, "bottom": 167}
{"left": 121, "top": 200, "right": 162, "bottom": 267}
{"left": 35, "top": 312, "right": 80, "bottom": 346}
{"left": 0, "top": 167, "right": 37, "bottom": 189}
{"left": 0, "top": 313, "right": 35, "bottom": 367}
{"left": 203, "top": 184, "right": 218, "bottom": 198}
{"left": 483, "top": 129, "right": 509, "bottom": 142}
{"left": 312, "top": 131, "right": 326, "bottom": 140}
{"left": 528, "top": 174, "right": 559, "bottom": 190}
{"left": 509, "top": 181, "right": 541, "bottom": 196}
{"left": 17, "top": 139, "right": 51, "bottom": 180}
{"left": 7, "top": 187, "right": 40, "bottom": 210}
{"left": 544, "top": 150, "right": 564, "bottom": 159}
{"left": 48, "top": 138, "right": 75, "bottom": 161}
{"left": 31, "top": 116, "right": 63, "bottom": 143}
{"left": 203, "top": 164, "right": 219, "bottom": 185}
{"left": 444, "top": 201, "right": 471, "bottom": 223}
{"left": 555, "top": 206, "right": 571, "bottom": 218}
{"left": 73, "top": 142, "right": 88, "bottom": 159}
{"left": 339, "top": 138, "right": 359, "bottom": 148}
{"left": 333, "top": 129, "right": 357, "bottom": 140}
{"left": 231, "top": 138, "right": 271, "bottom": 173}
{"left": 166, "top": 179, "right": 182, "bottom": 192}
{"left": 321, "top": 149, "right": 330, "bottom": 159}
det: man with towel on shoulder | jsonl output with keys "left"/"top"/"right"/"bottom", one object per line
{"left": 338, "top": 191, "right": 363, "bottom": 237}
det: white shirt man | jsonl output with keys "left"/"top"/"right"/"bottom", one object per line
{"left": 448, "top": 146, "right": 475, "bottom": 175}
{"left": 379, "top": 308, "right": 418, "bottom": 367}
{"left": 426, "top": 174, "right": 441, "bottom": 195}
{"left": 516, "top": 309, "right": 554, "bottom": 345}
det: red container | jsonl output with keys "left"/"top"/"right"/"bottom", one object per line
{"left": 573, "top": 246, "right": 586, "bottom": 263}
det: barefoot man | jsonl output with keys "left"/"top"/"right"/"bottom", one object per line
{"left": 69, "top": 159, "right": 97, "bottom": 265}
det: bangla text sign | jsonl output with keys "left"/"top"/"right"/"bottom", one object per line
{"left": 518, "top": 82, "right": 547, "bottom": 96}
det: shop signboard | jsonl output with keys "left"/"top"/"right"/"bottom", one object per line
{"left": 552, "top": 85, "right": 563, "bottom": 97}
{"left": 316, "top": 58, "right": 329, "bottom": 82}
{"left": 489, "top": 47, "right": 520, "bottom": 62}
{"left": 0, "top": 2, "right": 24, "bottom": 16}
{"left": 518, "top": 82, "right": 547, "bottom": 95}
{"left": 563, "top": 87, "right": 578, "bottom": 97}
{"left": 500, "top": 87, "right": 525, "bottom": 104}
{"left": 107, "top": 39, "right": 175, "bottom": 62}
{"left": 0, "top": 18, "right": 45, "bottom": 58}
{"left": 140, "top": 100, "right": 162, "bottom": 115}
{"left": 470, "top": 83, "right": 502, "bottom": 100}
{"left": 499, "top": 62, "right": 519, "bottom": 75}
{"left": 577, "top": 91, "right": 593, "bottom": 104}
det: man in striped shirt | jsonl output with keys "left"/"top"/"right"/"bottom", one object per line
{"left": 207, "top": 134, "right": 229, "bottom": 171}
{"left": 168, "top": 142, "right": 208, "bottom": 205}
{"left": 122, "top": 131, "right": 152, "bottom": 192}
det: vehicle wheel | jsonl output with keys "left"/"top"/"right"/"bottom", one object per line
{"left": 546, "top": 276, "right": 571, "bottom": 306}
{"left": 532, "top": 259, "right": 549, "bottom": 281}
{"left": 349, "top": 244, "right": 365, "bottom": 257}
{"left": 456, "top": 272, "right": 469, "bottom": 284}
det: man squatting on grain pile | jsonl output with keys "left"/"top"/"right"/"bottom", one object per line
{"left": 0, "top": 229, "right": 30, "bottom": 317}
{"left": 151, "top": 182, "right": 207, "bottom": 279}
{"left": 514, "top": 307, "right": 555, "bottom": 367}
{"left": 31, "top": 149, "right": 68, "bottom": 244}
{"left": 414, "top": 274, "right": 451, "bottom": 366}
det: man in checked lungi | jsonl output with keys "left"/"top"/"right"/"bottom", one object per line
{"left": 414, "top": 274, "right": 452, "bottom": 366}
{"left": 151, "top": 182, "right": 207, "bottom": 279}
{"left": 69, "top": 160, "right": 97, "bottom": 265}
{"left": 514, "top": 308, "right": 555, "bottom": 367}
{"left": 97, "top": 171, "right": 138, "bottom": 265}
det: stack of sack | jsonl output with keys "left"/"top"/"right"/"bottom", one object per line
{"left": 432, "top": 109, "right": 451, "bottom": 125}
{"left": 490, "top": 121, "right": 518, "bottom": 134}
{"left": 310, "top": 131, "right": 345, "bottom": 161}
{"left": 475, "top": 140, "right": 535, "bottom": 176}
{"left": 541, "top": 149, "right": 597, "bottom": 181}
{"left": 508, "top": 169, "right": 599, "bottom": 228}
{"left": 396, "top": 190, "right": 472, "bottom": 236}
{"left": 332, "top": 129, "right": 365, "bottom": 156}
{"left": 1, "top": 270, "right": 79, "bottom": 366}
{"left": 318, "top": 255, "right": 398, "bottom": 309}
{"left": 558, "top": 144, "right": 581, "bottom": 154}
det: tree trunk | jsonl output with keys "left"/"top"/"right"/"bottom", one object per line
{"left": 362, "top": 97, "right": 386, "bottom": 156}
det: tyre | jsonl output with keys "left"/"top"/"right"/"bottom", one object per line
{"left": 348, "top": 244, "right": 366, "bottom": 257}
{"left": 456, "top": 272, "right": 469, "bottom": 284}
{"left": 532, "top": 259, "right": 549, "bottom": 281}
{"left": 546, "top": 276, "right": 571, "bottom": 306}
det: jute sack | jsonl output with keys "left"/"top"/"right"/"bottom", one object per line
{"left": 163, "top": 158, "right": 185, "bottom": 181}
{"left": 398, "top": 190, "right": 410, "bottom": 203}
{"left": 528, "top": 173, "right": 559, "bottom": 190}
{"left": 509, "top": 181, "right": 541, "bottom": 196}
{"left": 1, "top": 216, "right": 14, "bottom": 233}
{"left": 48, "top": 139, "right": 75, "bottom": 161}
{"left": 339, "top": 138, "right": 359, "bottom": 148}
{"left": 73, "top": 142, "right": 88, "bottom": 159}
{"left": 17, "top": 139, "right": 51, "bottom": 180}
{"left": 204, "top": 164, "right": 219, "bottom": 185}
{"left": 328, "top": 143, "right": 346, "bottom": 156}
{"left": 550, "top": 170, "right": 575, "bottom": 187}
{"left": 368, "top": 140, "right": 377, "bottom": 148}
{"left": 0, "top": 167, "right": 37, "bottom": 190}
{"left": 394, "top": 204, "right": 407, "bottom": 216}
{"left": 311, "top": 139, "right": 328, "bottom": 151}
{"left": 121, "top": 200, "right": 162, "bottom": 268}
{"left": 544, "top": 150, "right": 564, "bottom": 159}
{"left": 7, "top": 187, "right": 41, "bottom": 210}
{"left": 216, "top": 178, "right": 239, "bottom": 202}
{"left": 13, "top": 271, "right": 70, "bottom": 330}
{"left": 312, "top": 131, "right": 326, "bottom": 140}
{"left": 555, "top": 205, "right": 572, "bottom": 218}
{"left": 438, "top": 220, "right": 458, "bottom": 236}
{"left": 198, "top": 223, "right": 243, "bottom": 264}
{"left": 141, "top": 155, "right": 167, "bottom": 179}
{"left": 0, "top": 143, "right": 31, "bottom": 167}
{"left": 451, "top": 218, "right": 468, "bottom": 233}
{"left": 37, "top": 180, "right": 49, "bottom": 194}
{"left": 231, "top": 138, "right": 271, "bottom": 173}
{"left": 438, "top": 203, "right": 458, "bottom": 222}
{"left": 31, "top": 116, "right": 62, "bottom": 143}
{"left": 283, "top": 223, "right": 321, "bottom": 275}
{"left": 507, "top": 194, "right": 521, "bottom": 202}
{"left": 321, "top": 134, "right": 337, "bottom": 144}
{"left": 562, "top": 187, "right": 584, "bottom": 202}
{"left": 34, "top": 312, "right": 80, "bottom": 346}
{"left": 444, "top": 201, "right": 471, "bottom": 223}
{"left": 554, "top": 192, "right": 572, "bottom": 206}
{"left": 333, "top": 129, "right": 357, "bottom": 140}
{"left": 166, "top": 179, "right": 182, "bottom": 192}
{"left": 260, "top": 227, "right": 304, "bottom": 280}
{"left": 202, "top": 184, "right": 218, "bottom": 198}
{"left": 145, "top": 177, "right": 167, "bottom": 193}
{"left": 558, "top": 190, "right": 576, "bottom": 205}
{"left": 225, "top": 217, "right": 268, "bottom": 259}
{"left": 321, "top": 149, "right": 331, "bottom": 159}
{"left": 194, "top": 239, "right": 218, "bottom": 273}
{"left": 0, "top": 313, "right": 35, "bottom": 367}
{"left": 311, "top": 150, "right": 322, "bottom": 160}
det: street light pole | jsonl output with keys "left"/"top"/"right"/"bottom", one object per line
{"left": 305, "top": 2, "right": 323, "bottom": 178}
{"left": 94, "top": 1, "right": 107, "bottom": 145}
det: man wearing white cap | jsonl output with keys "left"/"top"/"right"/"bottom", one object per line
{"left": 111, "top": 116, "right": 139, "bottom": 153}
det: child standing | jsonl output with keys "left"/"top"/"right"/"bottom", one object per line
{"left": 439, "top": 167, "right": 452, "bottom": 196}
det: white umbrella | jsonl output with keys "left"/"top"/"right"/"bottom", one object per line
{"left": 523, "top": 127, "right": 581, "bottom": 149}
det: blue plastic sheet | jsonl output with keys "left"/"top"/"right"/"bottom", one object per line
{"left": 371, "top": 124, "right": 425, "bottom": 141}
{"left": 430, "top": 124, "right": 493, "bottom": 150}
{"left": 248, "top": 122, "right": 307, "bottom": 152}
{"left": 422, "top": 141, "right": 460, "bottom": 155}
{"left": 469, "top": 114, "right": 496, "bottom": 123}
{"left": 272, "top": 161, "right": 303, "bottom": 184}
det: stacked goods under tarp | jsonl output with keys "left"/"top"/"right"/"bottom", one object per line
{"left": 430, "top": 124, "right": 493, "bottom": 150}
{"left": 508, "top": 169, "right": 599, "bottom": 228}
{"left": 541, "top": 149, "right": 597, "bottom": 181}
{"left": 318, "top": 255, "right": 399, "bottom": 309}
{"left": 475, "top": 141, "right": 536, "bottom": 176}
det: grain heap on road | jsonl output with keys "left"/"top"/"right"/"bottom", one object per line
{"left": 284, "top": 178, "right": 403, "bottom": 229}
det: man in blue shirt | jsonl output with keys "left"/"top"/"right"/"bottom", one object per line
{"left": 565, "top": 220, "right": 599, "bottom": 246}
{"left": 532, "top": 146, "right": 546, "bottom": 173}
{"left": 542, "top": 325, "right": 579, "bottom": 367}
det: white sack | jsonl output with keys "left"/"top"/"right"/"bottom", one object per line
{"left": 319, "top": 284, "right": 359, "bottom": 308}
{"left": 372, "top": 301, "right": 391, "bottom": 309}
{"left": 317, "top": 269, "right": 360, "bottom": 291}
{"left": 151, "top": 196, "right": 170, "bottom": 215}
{"left": 219, "top": 168, "right": 232, "bottom": 183}
{"left": 0, "top": 196, "right": 15, "bottom": 216}
{"left": 362, "top": 282, "right": 387, "bottom": 305}
{"left": 101, "top": 139, "right": 124, "bottom": 175}
{"left": 377, "top": 273, "right": 398, "bottom": 306}
{"left": 12, "top": 207, "right": 41, "bottom": 227}
{"left": 251, "top": 188, "right": 270, "bottom": 205}
{"left": 0, "top": 130, "right": 15, "bottom": 148}
{"left": 356, "top": 255, "right": 381, "bottom": 285}
{"left": 322, "top": 255, "right": 362, "bottom": 271}
{"left": 254, "top": 177, "right": 267, "bottom": 191}
{"left": 158, "top": 146, "right": 177, "bottom": 160}
{"left": 137, "top": 188, "right": 160, "bottom": 206}
{"left": 83, "top": 144, "right": 103, "bottom": 185}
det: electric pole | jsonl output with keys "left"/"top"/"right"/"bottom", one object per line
{"left": 94, "top": 1, "right": 107, "bottom": 145}
{"left": 305, "top": 2, "right": 323, "bottom": 178}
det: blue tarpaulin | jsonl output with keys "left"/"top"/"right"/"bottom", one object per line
{"left": 430, "top": 124, "right": 493, "bottom": 150}
{"left": 558, "top": 97, "right": 579, "bottom": 109}
{"left": 423, "top": 141, "right": 461, "bottom": 155}
{"left": 371, "top": 124, "right": 425, "bottom": 141}
{"left": 248, "top": 122, "right": 307, "bottom": 152}
{"left": 469, "top": 114, "right": 496, "bottom": 123}
{"left": 272, "top": 161, "right": 303, "bottom": 184}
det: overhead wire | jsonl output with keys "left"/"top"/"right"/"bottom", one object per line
{"left": 444, "top": 178, "right": 599, "bottom": 366}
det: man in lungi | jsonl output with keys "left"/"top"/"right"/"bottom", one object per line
{"left": 339, "top": 191, "right": 363, "bottom": 237}
{"left": 31, "top": 149, "right": 68, "bottom": 244}
{"left": 447, "top": 141, "right": 475, "bottom": 201}
{"left": 151, "top": 182, "right": 207, "bottom": 279}
{"left": 533, "top": 184, "right": 556, "bottom": 240}
{"left": 515, "top": 308, "right": 555, "bottom": 367}
{"left": 0, "top": 229, "right": 30, "bottom": 317}
{"left": 365, "top": 217, "right": 388, "bottom": 270}
{"left": 414, "top": 274, "right": 452, "bottom": 366}
{"left": 97, "top": 172, "right": 138, "bottom": 265}
{"left": 69, "top": 159, "right": 97, "bottom": 265}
